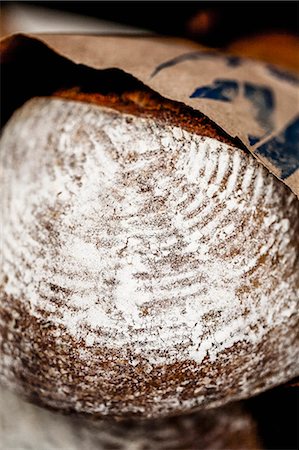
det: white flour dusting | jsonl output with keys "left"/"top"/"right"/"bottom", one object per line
{"left": 0, "top": 97, "right": 298, "bottom": 417}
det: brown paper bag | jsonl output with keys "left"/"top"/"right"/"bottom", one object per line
{"left": 1, "top": 33, "right": 298, "bottom": 196}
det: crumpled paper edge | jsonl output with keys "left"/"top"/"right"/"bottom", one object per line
{"left": 1, "top": 32, "right": 298, "bottom": 197}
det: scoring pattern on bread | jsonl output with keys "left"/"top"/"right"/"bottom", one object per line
{"left": 1, "top": 97, "right": 298, "bottom": 418}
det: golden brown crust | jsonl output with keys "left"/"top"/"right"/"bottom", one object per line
{"left": 52, "top": 87, "right": 242, "bottom": 149}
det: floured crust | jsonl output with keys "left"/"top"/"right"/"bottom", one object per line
{"left": 0, "top": 96, "right": 298, "bottom": 419}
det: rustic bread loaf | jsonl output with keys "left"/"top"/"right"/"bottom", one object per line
{"left": 0, "top": 88, "right": 298, "bottom": 419}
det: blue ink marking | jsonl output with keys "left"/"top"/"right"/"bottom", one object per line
{"left": 151, "top": 52, "right": 242, "bottom": 78}
{"left": 244, "top": 82, "right": 275, "bottom": 138}
{"left": 267, "top": 64, "right": 299, "bottom": 86}
{"left": 151, "top": 51, "right": 213, "bottom": 78}
{"left": 226, "top": 56, "right": 242, "bottom": 67}
{"left": 189, "top": 78, "right": 276, "bottom": 145}
{"left": 190, "top": 79, "right": 239, "bottom": 102}
{"left": 255, "top": 116, "right": 299, "bottom": 179}
{"left": 248, "top": 135, "right": 261, "bottom": 146}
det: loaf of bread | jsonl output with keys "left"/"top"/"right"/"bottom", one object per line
{"left": 0, "top": 86, "right": 298, "bottom": 419}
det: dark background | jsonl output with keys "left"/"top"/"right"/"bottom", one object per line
{"left": 2, "top": 1, "right": 298, "bottom": 47}
{"left": 1, "top": 2, "right": 298, "bottom": 449}
{"left": 247, "top": 384, "right": 298, "bottom": 450}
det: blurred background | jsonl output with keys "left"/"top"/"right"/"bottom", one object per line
{"left": 1, "top": 1, "right": 299, "bottom": 72}
{"left": 0, "top": 2, "right": 298, "bottom": 449}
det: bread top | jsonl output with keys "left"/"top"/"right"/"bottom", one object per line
{"left": 1, "top": 95, "right": 298, "bottom": 418}
{"left": 52, "top": 86, "right": 243, "bottom": 149}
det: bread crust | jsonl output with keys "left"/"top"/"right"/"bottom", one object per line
{"left": 1, "top": 96, "right": 298, "bottom": 419}
{"left": 52, "top": 87, "right": 240, "bottom": 148}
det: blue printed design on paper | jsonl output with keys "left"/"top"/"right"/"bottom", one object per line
{"left": 255, "top": 117, "right": 299, "bottom": 179}
{"left": 191, "top": 77, "right": 298, "bottom": 178}
{"left": 266, "top": 64, "right": 299, "bottom": 86}
{"left": 151, "top": 52, "right": 242, "bottom": 78}
{"left": 190, "top": 79, "right": 275, "bottom": 145}
{"left": 248, "top": 135, "right": 261, "bottom": 146}
{"left": 190, "top": 79, "right": 239, "bottom": 102}
{"left": 244, "top": 82, "right": 274, "bottom": 133}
